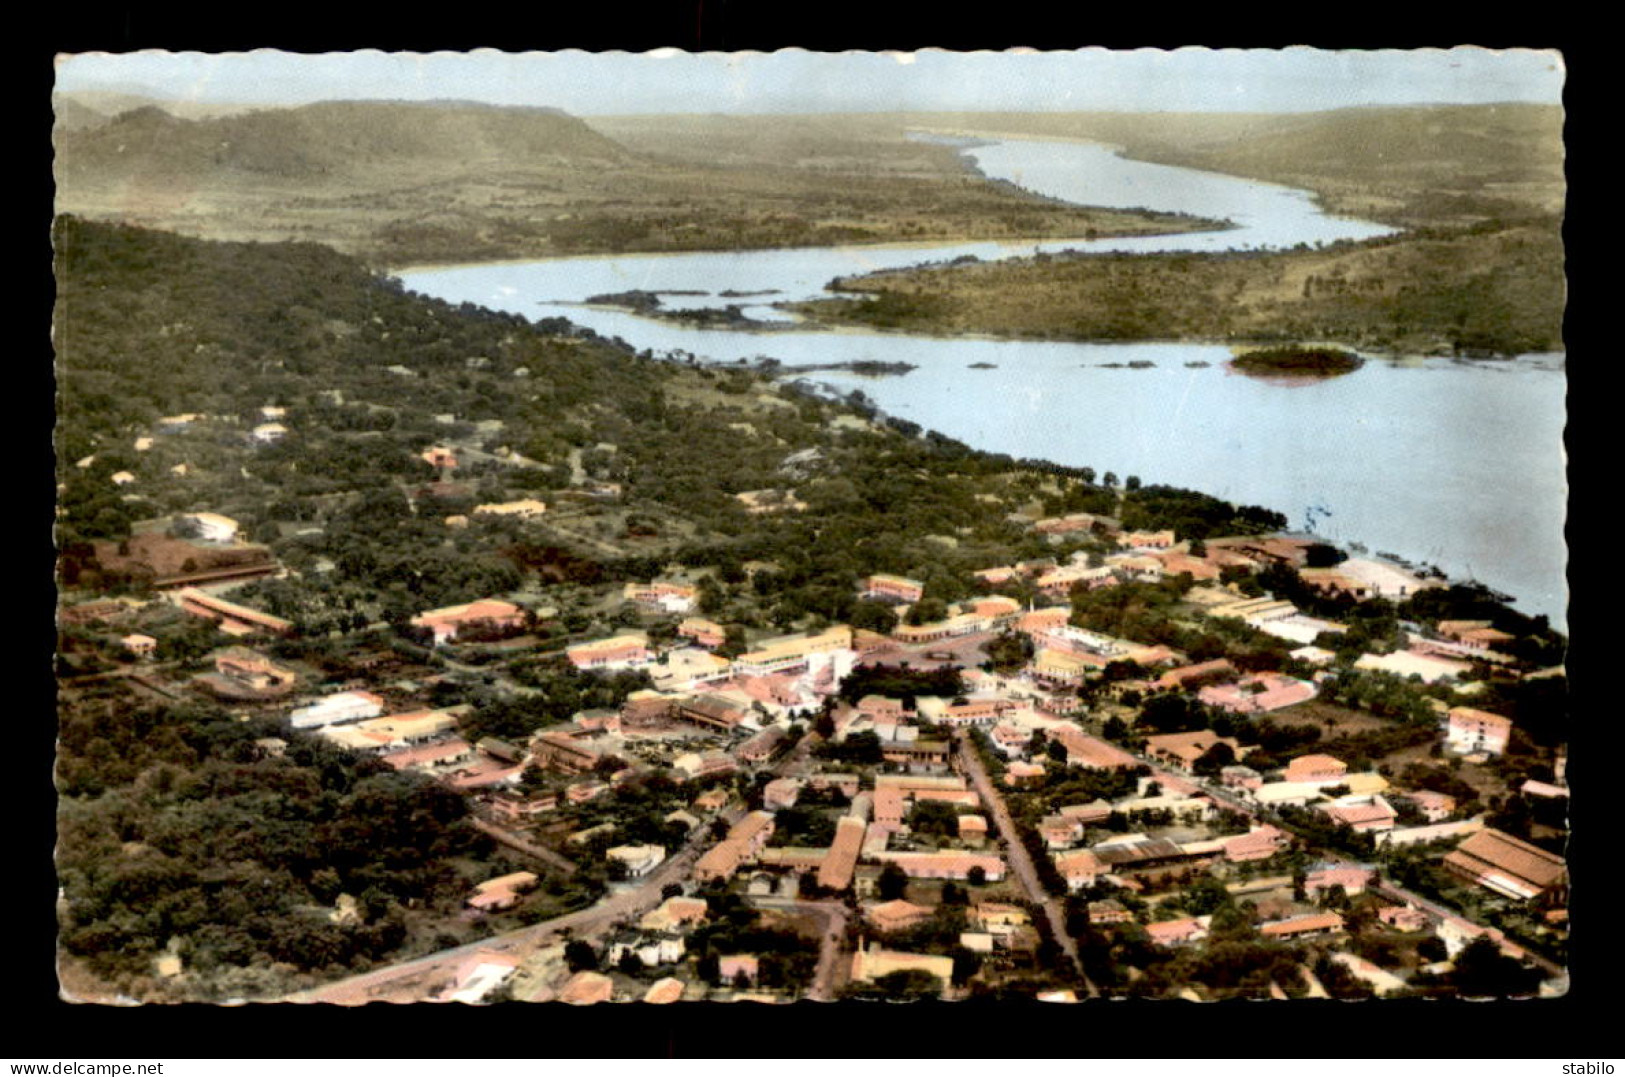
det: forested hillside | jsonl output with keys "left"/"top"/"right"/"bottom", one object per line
{"left": 54, "top": 218, "right": 1299, "bottom": 1000}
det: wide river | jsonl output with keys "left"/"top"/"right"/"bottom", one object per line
{"left": 399, "top": 137, "right": 1568, "bottom": 631}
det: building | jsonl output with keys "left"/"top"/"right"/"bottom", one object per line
{"left": 420, "top": 446, "right": 458, "bottom": 469}
{"left": 558, "top": 971, "right": 614, "bottom": 1005}
{"left": 1443, "top": 828, "right": 1568, "bottom": 903}
{"left": 178, "top": 512, "right": 240, "bottom": 544}
{"left": 466, "top": 871, "right": 538, "bottom": 912}
{"left": 1377, "top": 905, "right": 1430, "bottom": 932}
{"left": 738, "top": 725, "right": 790, "bottom": 764}
{"left": 718, "top": 955, "right": 759, "bottom": 984}
{"left": 1223, "top": 825, "right": 1289, "bottom": 863}
{"left": 606, "top": 931, "right": 685, "bottom": 969}
{"left": 288, "top": 690, "right": 386, "bottom": 730}
{"left": 733, "top": 626, "right": 853, "bottom": 677}
{"left": 1284, "top": 754, "right": 1348, "bottom": 785}
{"left": 1047, "top": 725, "right": 1138, "bottom": 770}
{"left": 250, "top": 422, "right": 287, "bottom": 444}
{"left": 867, "top": 899, "right": 935, "bottom": 934}
{"left": 624, "top": 581, "right": 699, "bottom": 613}
{"left": 1145, "top": 730, "right": 1240, "bottom": 772}
{"left": 120, "top": 633, "right": 158, "bottom": 657}
{"left": 1305, "top": 863, "right": 1375, "bottom": 898}
{"left": 673, "top": 693, "right": 753, "bottom": 732}
{"left": 870, "top": 851, "right": 1006, "bottom": 883}
{"left": 1437, "top": 620, "right": 1517, "bottom": 652}
{"left": 1054, "top": 850, "right": 1105, "bottom": 891}
{"left": 640, "top": 896, "right": 709, "bottom": 933}
{"left": 1089, "top": 899, "right": 1133, "bottom": 925}
{"left": 1260, "top": 912, "right": 1346, "bottom": 940}
{"left": 1198, "top": 674, "right": 1317, "bottom": 714}
{"left": 643, "top": 978, "right": 686, "bottom": 1005}
{"left": 411, "top": 599, "right": 525, "bottom": 645}
{"left": 175, "top": 589, "right": 293, "bottom": 637}
{"left": 678, "top": 617, "right": 728, "bottom": 649}
{"left": 607, "top": 844, "right": 667, "bottom": 878}
{"left": 862, "top": 574, "right": 925, "bottom": 605}
{"left": 436, "top": 950, "right": 519, "bottom": 1004}
{"left": 1445, "top": 707, "right": 1514, "bottom": 756}
{"left": 693, "top": 812, "right": 776, "bottom": 884}
{"left": 1320, "top": 795, "right": 1398, "bottom": 832}
{"left": 1405, "top": 791, "right": 1458, "bottom": 822}
{"left": 1145, "top": 917, "right": 1208, "bottom": 947}
{"left": 567, "top": 635, "right": 652, "bottom": 671}
{"left": 1355, "top": 649, "right": 1471, "bottom": 684}
{"left": 473, "top": 499, "right": 548, "bottom": 519}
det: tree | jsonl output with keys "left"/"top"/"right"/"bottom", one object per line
{"left": 849, "top": 599, "right": 899, "bottom": 635}
{"left": 877, "top": 862, "right": 910, "bottom": 901}
{"left": 564, "top": 939, "right": 598, "bottom": 972}
{"left": 1450, "top": 936, "right": 1543, "bottom": 998}
{"left": 966, "top": 866, "right": 987, "bottom": 887}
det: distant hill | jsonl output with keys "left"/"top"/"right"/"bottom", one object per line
{"left": 51, "top": 95, "right": 115, "bottom": 132}
{"left": 902, "top": 104, "right": 1566, "bottom": 224}
{"left": 55, "top": 98, "right": 632, "bottom": 182}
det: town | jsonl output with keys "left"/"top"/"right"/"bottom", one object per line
{"left": 58, "top": 490, "right": 1568, "bottom": 1004}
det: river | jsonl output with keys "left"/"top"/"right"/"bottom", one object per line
{"left": 398, "top": 136, "right": 1567, "bottom": 631}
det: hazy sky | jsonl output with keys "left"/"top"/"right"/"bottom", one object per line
{"left": 55, "top": 47, "right": 1565, "bottom": 115}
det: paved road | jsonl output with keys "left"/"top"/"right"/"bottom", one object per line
{"left": 288, "top": 815, "right": 721, "bottom": 1004}
{"left": 953, "top": 729, "right": 1095, "bottom": 996}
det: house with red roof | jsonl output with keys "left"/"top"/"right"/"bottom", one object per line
{"left": 1261, "top": 912, "right": 1346, "bottom": 940}
{"left": 1319, "top": 795, "right": 1398, "bottom": 832}
{"left": 1145, "top": 917, "right": 1208, "bottom": 947}
{"left": 411, "top": 598, "right": 524, "bottom": 645}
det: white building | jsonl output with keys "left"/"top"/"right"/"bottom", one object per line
{"left": 181, "top": 512, "right": 240, "bottom": 544}
{"left": 288, "top": 690, "right": 386, "bottom": 730}
{"left": 607, "top": 844, "right": 668, "bottom": 879}
{"left": 250, "top": 423, "right": 288, "bottom": 444}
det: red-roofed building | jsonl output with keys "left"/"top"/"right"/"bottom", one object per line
{"left": 1305, "top": 863, "right": 1375, "bottom": 898}
{"left": 1285, "top": 754, "right": 1348, "bottom": 784}
{"left": 1145, "top": 917, "right": 1208, "bottom": 947}
{"left": 1320, "top": 796, "right": 1397, "bottom": 832}
{"left": 1224, "top": 825, "right": 1289, "bottom": 863}
{"left": 1198, "top": 673, "right": 1317, "bottom": 714}
{"left": 1261, "top": 912, "right": 1345, "bottom": 939}
{"left": 872, "top": 851, "right": 1006, "bottom": 883}
{"left": 411, "top": 598, "right": 524, "bottom": 645}
{"left": 1048, "top": 725, "right": 1137, "bottom": 770}
{"left": 1443, "top": 828, "right": 1568, "bottom": 903}
{"left": 1377, "top": 905, "right": 1430, "bottom": 932}
{"left": 1053, "top": 849, "right": 1105, "bottom": 891}
{"left": 1445, "top": 707, "right": 1514, "bottom": 756}
{"left": 818, "top": 816, "right": 867, "bottom": 892}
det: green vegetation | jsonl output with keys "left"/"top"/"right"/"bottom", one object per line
{"left": 55, "top": 101, "right": 1210, "bottom": 267}
{"left": 55, "top": 682, "right": 525, "bottom": 1001}
{"left": 1231, "top": 345, "right": 1363, "bottom": 377}
{"left": 795, "top": 222, "right": 1563, "bottom": 356}
{"left": 786, "top": 105, "right": 1563, "bottom": 356}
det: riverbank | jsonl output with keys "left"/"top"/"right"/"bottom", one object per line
{"left": 788, "top": 220, "right": 1564, "bottom": 358}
